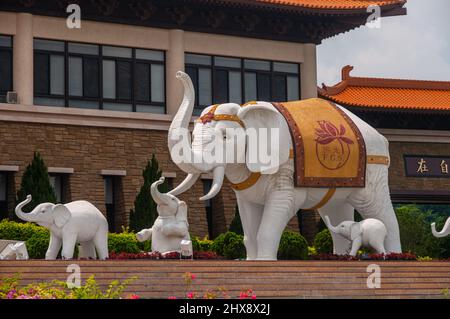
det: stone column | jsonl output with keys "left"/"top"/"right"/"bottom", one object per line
{"left": 301, "top": 43, "right": 318, "bottom": 99}
{"left": 166, "top": 29, "right": 185, "bottom": 115}
{"left": 13, "top": 13, "right": 33, "bottom": 106}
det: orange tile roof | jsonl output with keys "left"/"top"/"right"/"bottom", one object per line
{"left": 255, "top": 0, "right": 406, "bottom": 10}
{"left": 319, "top": 66, "right": 450, "bottom": 111}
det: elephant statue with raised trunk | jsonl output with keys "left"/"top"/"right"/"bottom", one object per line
{"left": 15, "top": 195, "right": 109, "bottom": 260}
{"left": 324, "top": 216, "right": 387, "bottom": 256}
{"left": 167, "top": 71, "right": 402, "bottom": 260}
{"left": 431, "top": 217, "right": 450, "bottom": 238}
{"left": 136, "top": 177, "right": 190, "bottom": 253}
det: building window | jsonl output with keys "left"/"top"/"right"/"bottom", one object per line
{"left": 33, "top": 39, "right": 165, "bottom": 113}
{"left": 49, "top": 173, "right": 70, "bottom": 204}
{"left": 185, "top": 54, "right": 300, "bottom": 115}
{"left": 0, "top": 35, "right": 13, "bottom": 103}
{"left": 0, "top": 172, "right": 8, "bottom": 219}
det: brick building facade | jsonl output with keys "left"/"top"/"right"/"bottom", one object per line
{"left": 0, "top": 1, "right": 413, "bottom": 242}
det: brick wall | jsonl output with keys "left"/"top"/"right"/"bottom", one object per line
{"left": 388, "top": 141, "right": 450, "bottom": 191}
{"left": 0, "top": 120, "right": 236, "bottom": 237}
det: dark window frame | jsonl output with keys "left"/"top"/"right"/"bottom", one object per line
{"left": 0, "top": 35, "right": 13, "bottom": 102}
{"left": 185, "top": 53, "right": 300, "bottom": 112}
{"left": 0, "top": 171, "right": 9, "bottom": 219}
{"left": 33, "top": 39, "right": 166, "bottom": 113}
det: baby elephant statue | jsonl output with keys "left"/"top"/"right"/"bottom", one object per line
{"left": 324, "top": 216, "right": 387, "bottom": 256}
{"left": 136, "top": 177, "right": 190, "bottom": 253}
{"left": 431, "top": 217, "right": 450, "bottom": 238}
{"left": 15, "top": 195, "right": 109, "bottom": 260}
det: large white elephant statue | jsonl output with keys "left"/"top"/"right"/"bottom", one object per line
{"left": 324, "top": 216, "right": 387, "bottom": 256}
{"left": 15, "top": 195, "right": 109, "bottom": 260}
{"left": 431, "top": 217, "right": 450, "bottom": 238}
{"left": 136, "top": 177, "right": 190, "bottom": 253}
{"left": 167, "top": 71, "right": 401, "bottom": 260}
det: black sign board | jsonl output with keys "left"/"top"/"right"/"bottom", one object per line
{"left": 404, "top": 155, "right": 450, "bottom": 178}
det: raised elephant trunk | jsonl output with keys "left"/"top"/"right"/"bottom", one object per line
{"left": 151, "top": 177, "right": 166, "bottom": 205}
{"left": 168, "top": 71, "right": 200, "bottom": 174}
{"left": 323, "top": 215, "right": 339, "bottom": 234}
{"left": 166, "top": 72, "right": 225, "bottom": 200}
{"left": 15, "top": 195, "right": 35, "bottom": 222}
{"left": 431, "top": 218, "right": 450, "bottom": 238}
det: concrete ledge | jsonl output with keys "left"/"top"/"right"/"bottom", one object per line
{"left": 48, "top": 167, "right": 74, "bottom": 174}
{"left": 0, "top": 165, "right": 19, "bottom": 172}
{"left": 162, "top": 172, "right": 177, "bottom": 178}
{"left": 0, "top": 103, "right": 174, "bottom": 131}
{"left": 379, "top": 128, "right": 450, "bottom": 144}
{"left": 100, "top": 170, "right": 127, "bottom": 177}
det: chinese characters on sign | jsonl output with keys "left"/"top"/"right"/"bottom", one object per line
{"left": 404, "top": 156, "right": 450, "bottom": 178}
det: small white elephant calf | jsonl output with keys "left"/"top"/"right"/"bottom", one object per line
{"left": 136, "top": 177, "right": 190, "bottom": 253}
{"left": 15, "top": 195, "right": 109, "bottom": 260}
{"left": 324, "top": 216, "right": 387, "bottom": 256}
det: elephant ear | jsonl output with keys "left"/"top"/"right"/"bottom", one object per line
{"left": 237, "top": 102, "right": 291, "bottom": 174}
{"left": 52, "top": 204, "right": 71, "bottom": 228}
{"left": 350, "top": 223, "right": 362, "bottom": 241}
{"left": 176, "top": 201, "right": 188, "bottom": 222}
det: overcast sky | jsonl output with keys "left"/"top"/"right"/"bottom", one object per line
{"left": 317, "top": 0, "right": 450, "bottom": 86}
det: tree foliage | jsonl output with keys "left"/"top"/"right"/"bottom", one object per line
{"left": 129, "top": 154, "right": 167, "bottom": 232}
{"left": 16, "top": 152, "right": 57, "bottom": 212}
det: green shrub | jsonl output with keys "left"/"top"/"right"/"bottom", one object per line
{"left": 16, "top": 152, "right": 57, "bottom": 211}
{"left": 108, "top": 231, "right": 140, "bottom": 254}
{"left": 211, "top": 232, "right": 245, "bottom": 260}
{"left": 314, "top": 229, "right": 333, "bottom": 254}
{"left": 129, "top": 154, "right": 167, "bottom": 232}
{"left": 26, "top": 228, "right": 50, "bottom": 259}
{"left": 192, "top": 236, "right": 213, "bottom": 252}
{"left": 0, "top": 219, "right": 42, "bottom": 241}
{"left": 277, "top": 231, "right": 308, "bottom": 260}
{"left": 0, "top": 275, "right": 137, "bottom": 299}
{"left": 0, "top": 220, "right": 50, "bottom": 258}
{"left": 395, "top": 205, "right": 440, "bottom": 257}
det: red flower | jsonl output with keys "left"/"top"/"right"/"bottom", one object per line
{"left": 129, "top": 294, "right": 140, "bottom": 299}
{"left": 251, "top": 295, "right": 257, "bottom": 300}
{"left": 187, "top": 292, "right": 195, "bottom": 299}
{"left": 190, "top": 274, "right": 196, "bottom": 280}
{"left": 315, "top": 120, "right": 354, "bottom": 145}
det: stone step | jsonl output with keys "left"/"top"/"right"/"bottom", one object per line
{"left": 0, "top": 260, "right": 448, "bottom": 299}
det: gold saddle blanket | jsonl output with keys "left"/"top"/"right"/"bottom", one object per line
{"left": 273, "top": 98, "right": 367, "bottom": 188}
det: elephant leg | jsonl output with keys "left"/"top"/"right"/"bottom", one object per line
{"left": 45, "top": 234, "right": 62, "bottom": 260}
{"left": 349, "top": 237, "right": 362, "bottom": 256}
{"left": 256, "top": 190, "right": 294, "bottom": 260}
{"left": 348, "top": 165, "right": 401, "bottom": 253}
{"left": 318, "top": 203, "right": 354, "bottom": 255}
{"left": 236, "top": 197, "right": 263, "bottom": 260}
{"left": 93, "top": 230, "right": 109, "bottom": 260}
{"left": 61, "top": 232, "right": 77, "bottom": 260}
{"left": 370, "top": 240, "right": 386, "bottom": 255}
{"left": 79, "top": 241, "right": 97, "bottom": 259}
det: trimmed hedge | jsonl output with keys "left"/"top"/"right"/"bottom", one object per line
{"left": 192, "top": 236, "right": 213, "bottom": 252}
{"left": 0, "top": 219, "right": 50, "bottom": 259}
{"left": 314, "top": 229, "right": 333, "bottom": 254}
{"left": 211, "top": 232, "right": 246, "bottom": 260}
{"left": 278, "top": 231, "right": 308, "bottom": 260}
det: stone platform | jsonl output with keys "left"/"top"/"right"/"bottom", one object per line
{"left": 0, "top": 260, "right": 449, "bottom": 299}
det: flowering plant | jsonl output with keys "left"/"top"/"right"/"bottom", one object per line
{"left": 0, "top": 274, "right": 137, "bottom": 299}
{"left": 170, "top": 272, "right": 256, "bottom": 300}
